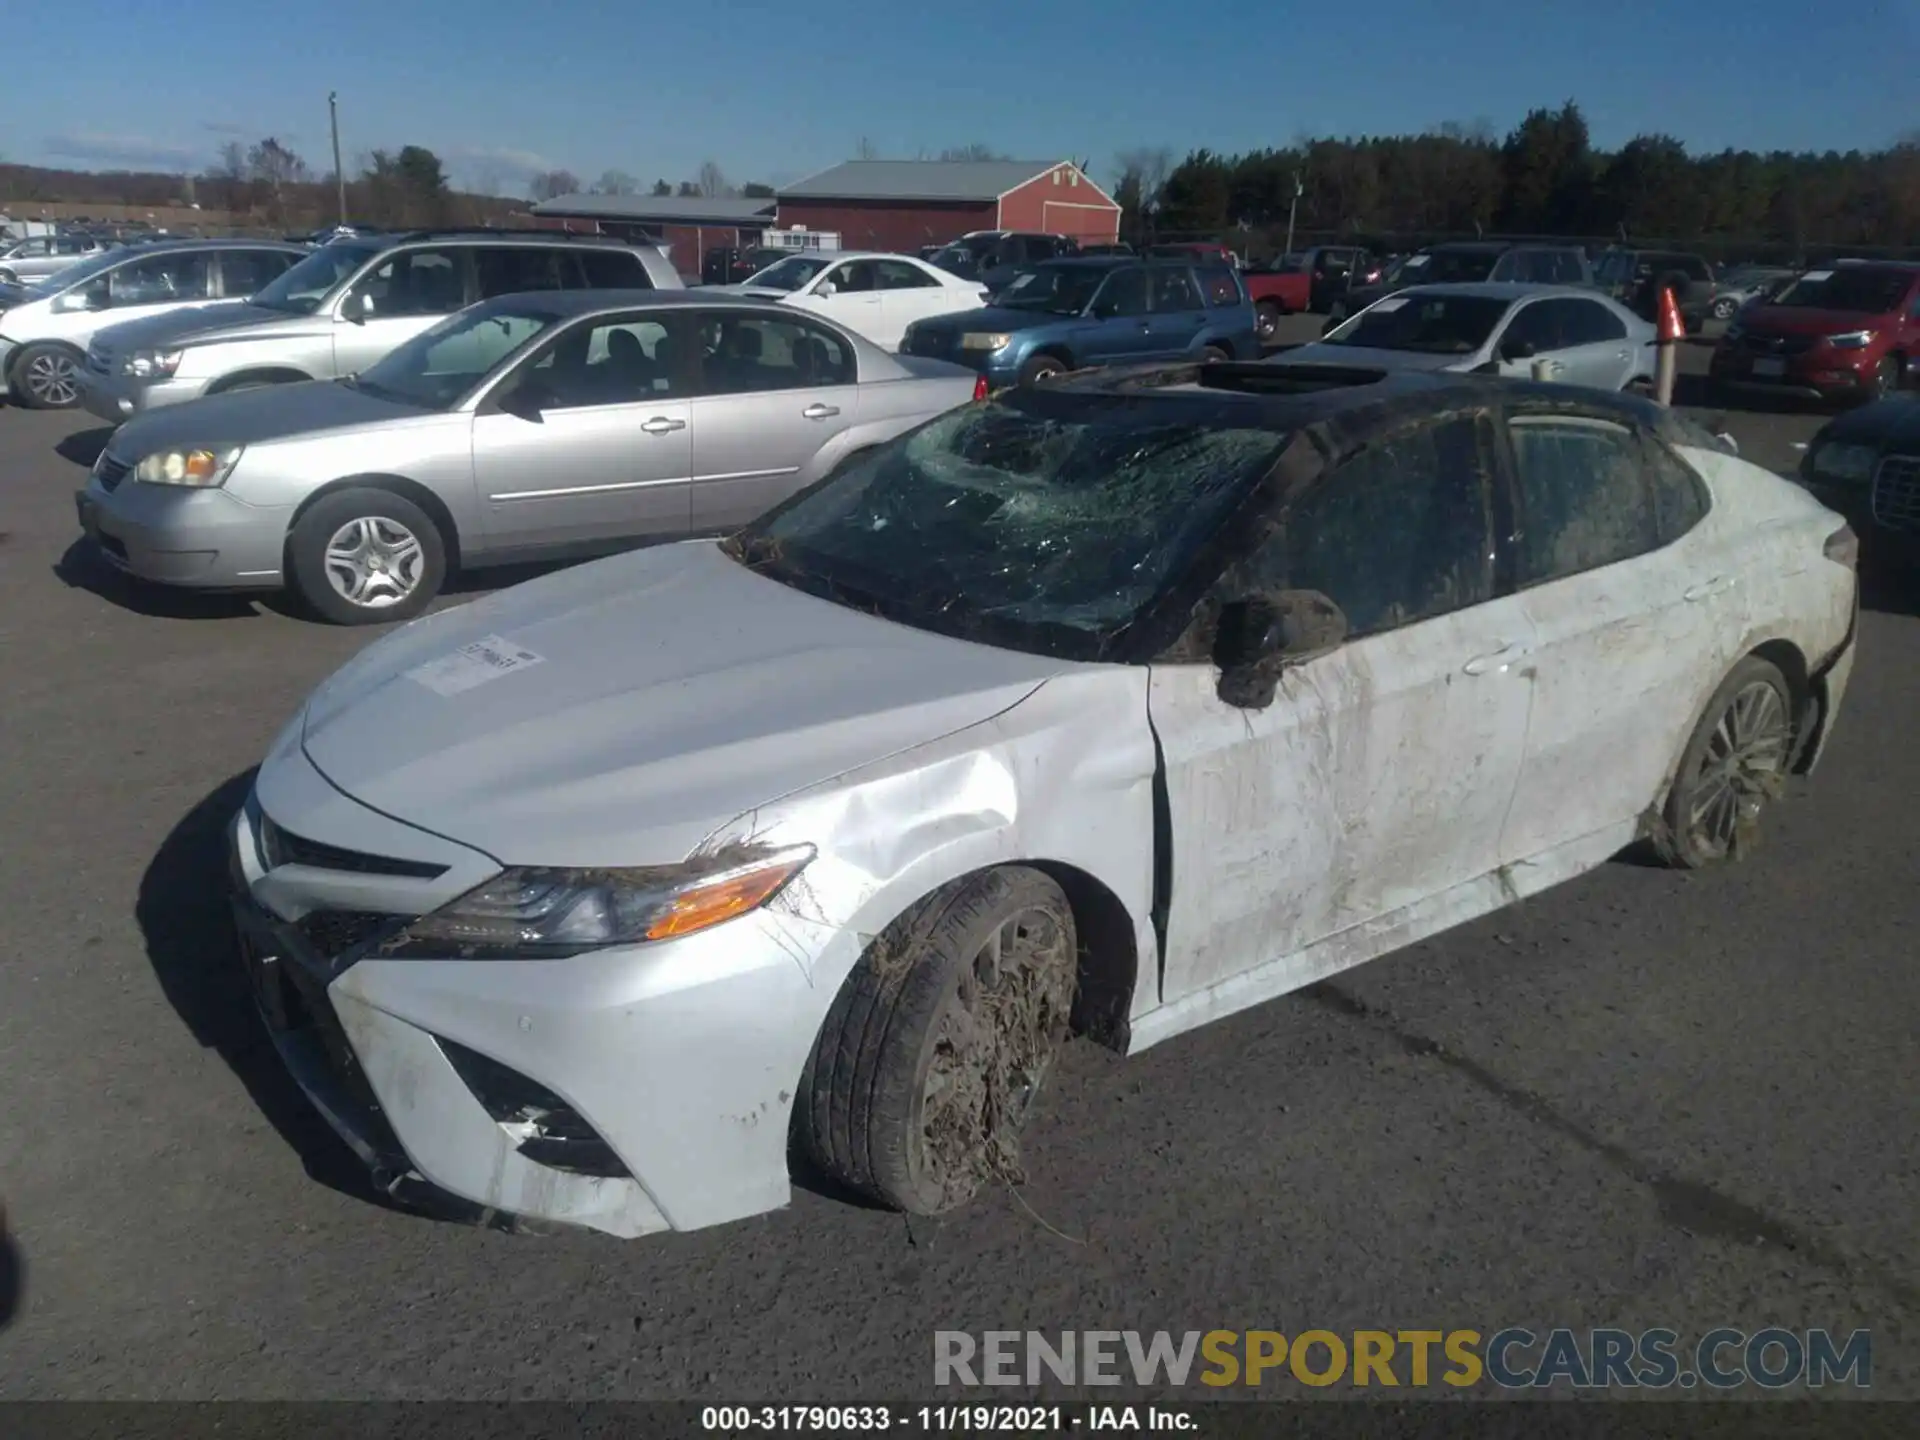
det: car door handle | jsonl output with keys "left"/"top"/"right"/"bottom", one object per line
{"left": 1684, "top": 576, "right": 1735, "bottom": 602}
{"left": 640, "top": 416, "right": 686, "bottom": 435}
{"left": 802, "top": 403, "right": 840, "bottom": 420}
{"left": 1463, "top": 641, "right": 1531, "bottom": 676}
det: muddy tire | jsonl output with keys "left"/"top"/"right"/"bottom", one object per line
{"left": 1200, "top": 344, "right": 1232, "bottom": 364}
{"left": 286, "top": 486, "right": 447, "bottom": 626}
{"left": 1653, "top": 657, "right": 1796, "bottom": 869}
{"left": 1018, "top": 354, "right": 1067, "bottom": 386}
{"left": 798, "top": 867, "right": 1078, "bottom": 1216}
{"left": 1255, "top": 301, "right": 1282, "bottom": 339}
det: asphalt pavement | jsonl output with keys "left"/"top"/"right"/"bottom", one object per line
{"left": 1, "top": 330, "right": 1916, "bottom": 1401}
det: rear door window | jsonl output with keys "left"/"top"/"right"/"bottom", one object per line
{"left": 1507, "top": 415, "right": 1661, "bottom": 584}
{"left": 219, "top": 249, "right": 298, "bottom": 297}
{"left": 578, "top": 249, "right": 650, "bottom": 288}
{"left": 1197, "top": 266, "right": 1244, "bottom": 306}
{"left": 475, "top": 247, "right": 576, "bottom": 298}
{"left": 1151, "top": 267, "right": 1204, "bottom": 312}
{"left": 1559, "top": 298, "right": 1627, "bottom": 345}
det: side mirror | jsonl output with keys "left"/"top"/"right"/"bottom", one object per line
{"left": 339, "top": 291, "right": 368, "bottom": 324}
{"left": 1213, "top": 589, "right": 1349, "bottom": 709}
{"left": 498, "top": 380, "right": 551, "bottom": 422}
{"left": 815, "top": 281, "right": 837, "bottom": 298}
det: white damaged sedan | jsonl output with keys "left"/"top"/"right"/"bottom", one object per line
{"left": 232, "top": 362, "right": 1859, "bottom": 1237}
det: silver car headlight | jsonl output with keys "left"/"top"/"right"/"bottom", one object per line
{"left": 381, "top": 844, "right": 816, "bottom": 958}
{"left": 1809, "top": 442, "right": 1877, "bottom": 484}
{"left": 133, "top": 445, "right": 244, "bottom": 488}
{"left": 123, "top": 348, "right": 184, "bottom": 378}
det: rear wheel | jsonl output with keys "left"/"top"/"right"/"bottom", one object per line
{"left": 798, "top": 867, "right": 1078, "bottom": 1215}
{"left": 12, "top": 343, "right": 82, "bottom": 409}
{"left": 1711, "top": 296, "right": 1738, "bottom": 320}
{"left": 1654, "top": 657, "right": 1795, "bottom": 869}
{"left": 1201, "top": 344, "right": 1231, "bottom": 364}
{"left": 286, "top": 487, "right": 447, "bottom": 626}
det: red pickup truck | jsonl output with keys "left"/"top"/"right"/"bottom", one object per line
{"left": 1147, "top": 245, "right": 1310, "bottom": 341}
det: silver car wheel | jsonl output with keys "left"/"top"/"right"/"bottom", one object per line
{"left": 324, "top": 516, "right": 426, "bottom": 609}
{"left": 1685, "top": 679, "right": 1790, "bottom": 860}
{"left": 24, "top": 351, "right": 79, "bottom": 407}
{"left": 1711, "top": 296, "right": 1737, "bottom": 320}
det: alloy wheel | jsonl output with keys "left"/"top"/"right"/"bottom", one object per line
{"left": 23, "top": 351, "right": 78, "bottom": 407}
{"left": 323, "top": 515, "right": 427, "bottom": 609}
{"left": 1684, "top": 680, "right": 1791, "bottom": 860}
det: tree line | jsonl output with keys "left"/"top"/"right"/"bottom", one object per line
{"left": 1118, "top": 103, "right": 1920, "bottom": 258}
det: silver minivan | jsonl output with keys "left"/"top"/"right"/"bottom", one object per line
{"left": 79, "top": 231, "right": 683, "bottom": 424}
{"left": 0, "top": 240, "right": 307, "bottom": 409}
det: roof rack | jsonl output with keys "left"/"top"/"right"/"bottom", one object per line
{"left": 388, "top": 226, "right": 626, "bottom": 244}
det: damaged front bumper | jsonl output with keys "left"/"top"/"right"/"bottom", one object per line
{"left": 228, "top": 788, "right": 841, "bottom": 1239}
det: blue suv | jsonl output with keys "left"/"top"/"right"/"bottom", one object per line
{"left": 900, "top": 258, "right": 1259, "bottom": 388}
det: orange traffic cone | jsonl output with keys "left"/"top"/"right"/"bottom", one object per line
{"left": 1653, "top": 285, "right": 1683, "bottom": 406}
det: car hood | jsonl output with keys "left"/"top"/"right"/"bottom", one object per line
{"left": 1279, "top": 340, "right": 1471, "bottom": 372}
{"left": 1813, "top": 393, "right": 1920, "bottom": 450}
{"left": 297, "top": 541, "right": 1072, "bottom": 867}
{"left": 90, "top": 300, "right": 307, "bottom": 351}
{"left": 1740, "top": 306, "right": 1893, "bottom": 336}
{"left": 105, "top": 379, "right": 429, "bottom": 456}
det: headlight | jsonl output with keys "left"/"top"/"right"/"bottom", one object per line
{"left": 122, "top": 348, "right": 183, "bottom": 378}
{"left": 1809, "top": 442, "right": 1878, "bottom": 484}
{"left": 1825, "top": 330, "right": 1876, "bottom": 350}
{"left": 960, "top": 332, "right": 1012, "bottom": 351}
{"left": 380, "top": 844, "right": 816, "bottom": 959}
{"left": 132, "top": 445, "right": 244, "bottom": 487}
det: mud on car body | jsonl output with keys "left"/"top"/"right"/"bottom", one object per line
{"left": 233, "top": 362, "right": 1859, "bottom": 1237}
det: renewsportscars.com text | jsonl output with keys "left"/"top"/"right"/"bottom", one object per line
{"left": 934, "top": 1328, "right": 1871, "bottom": 1390}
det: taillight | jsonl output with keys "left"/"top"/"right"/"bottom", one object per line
{"left": 1823, "top": 523, "right": 1859, "bottom": 570}
{"left": 972, "top": 374, "right": 989, "bottom": 402}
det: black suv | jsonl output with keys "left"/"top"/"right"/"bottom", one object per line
{"left": 929, "top": 231, "right": 1080, "bottom": 293}
{"left": 1322, "top": 242, "right": 1594, "bottom": 331}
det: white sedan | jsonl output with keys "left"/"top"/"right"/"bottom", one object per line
{"left": 232, "top": 364, "right": 1856, "bottom": 1238}
{"left": 722, "top": 250, "right": 988, "bottom": 352}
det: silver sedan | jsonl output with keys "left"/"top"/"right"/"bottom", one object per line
{"left": 1283, "top": 283, "right": 1658, "bottom": 393}
{"left": 74, "top": 291, "right": 984, "bottom": 624}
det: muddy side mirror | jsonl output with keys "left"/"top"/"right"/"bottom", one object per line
{"left": 1213, "top": 588, "right": 1349, "bottom": 709}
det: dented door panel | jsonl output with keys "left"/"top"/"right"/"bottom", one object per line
{"left": 1148, "top": 596, "right": 1536, "bottom": 1005}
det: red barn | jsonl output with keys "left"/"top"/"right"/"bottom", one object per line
{"left": 775, "top": 160, "right": 1121, "bottom": 252}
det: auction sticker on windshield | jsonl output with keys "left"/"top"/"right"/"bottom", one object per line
{"left": 405, "top": 636, "right": 547, "bottom": 696}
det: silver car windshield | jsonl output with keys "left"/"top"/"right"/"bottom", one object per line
{"left": 1325, "top": 294, "right": 1510, "bottom": 353}
{"left": 726, "top": 398, "right": 1289, "bottom": 659}
{"left": 348, "top": 304, "right": 556, "bottom": 410}
{"left": 250, "top": 241, "right": 384, "bottom": 314}
{"left": 745, "top": 255, "right": 832, "bottom": 292}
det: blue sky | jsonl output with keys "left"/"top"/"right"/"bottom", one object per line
{"left": 2, "top": 0, "right": 1912, "bottom": 195}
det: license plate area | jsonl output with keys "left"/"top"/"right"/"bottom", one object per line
{"left": 1753, "top": 358, "right": 1787, "bottom": 377}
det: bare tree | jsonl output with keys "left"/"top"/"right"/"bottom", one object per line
{"left": 528, "top": 169, "right": 582, "bottom": 202}
{"left": 595, "top": 169, "right": 638, "bottom": 195}
{"left": 938, "top": 144, "right": 1008, "bottom": 163}
{"left": 245, "top": 137, "right": 309, "bottom": 225}
{"left": 209, "top": 141, "right": 249, "bottom": 214}
{"left": 696, "top": 160, "right": 728, "bottom": 198}
{"left": 1114, "top": 147, "right": 1172, "bottom": 207}
{"left": 854, "top": 137, "right": 880, "bottom": 161}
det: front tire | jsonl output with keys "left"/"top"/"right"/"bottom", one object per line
{"left": 1255, "top": 301, "right": 1282, "bottom": 340}
{"left": 286, "top": 487, "right": 447, "bottom": 626}
{"left": 1018, "top": 354, "right": 1067, "bottom": 386}
{"left": 1201, "top": 344, "right": 1232, "bottom": 364}
{"left": 1711, "top": 296, "right": 1738, "bottom": 320}
{"left": 1654, "top": 657, "right": 1795, "bottom": 869}
{"left": 11, "top": 343, "right": 83, "bottom": 409}
{"left": 798, "top": 867, "right": 1078, "bottom": 1216}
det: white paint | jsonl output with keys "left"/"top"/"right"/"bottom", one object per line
{"left": 405, "top": 635, "right": 546, "bottom": 696}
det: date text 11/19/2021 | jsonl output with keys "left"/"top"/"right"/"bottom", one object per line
{"left": 702, "top": 1405, "right": 1194, "bottom": 1432}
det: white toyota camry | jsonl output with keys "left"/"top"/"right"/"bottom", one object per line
{"left": 230, "top": 361, "right": 1858, "bottom": 1238}
{"left": 721, "top": 250, "right": 988, "bottom": 352}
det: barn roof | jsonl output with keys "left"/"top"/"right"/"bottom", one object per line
{"left": 530, "top": 194, "right": 777, "bottom": 224}
{"left": 777, "top": 160, "right": 1073, "bottom": 203}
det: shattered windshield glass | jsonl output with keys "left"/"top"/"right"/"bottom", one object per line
{"left": 726, "top": 398, "right": 1290, "bottom": 660}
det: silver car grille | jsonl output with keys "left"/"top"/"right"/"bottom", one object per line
{"left": 1871, "top": 455, "right": 1920, "bottom": 534}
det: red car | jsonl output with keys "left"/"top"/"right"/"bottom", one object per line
{"left": 1709, "top": 262, "right": 1920, "bottom": 404}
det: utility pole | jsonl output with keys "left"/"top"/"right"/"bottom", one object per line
{"left": 328, "top": 91, "right": 347, "bottom": 225}
{"left": 1283, "top": 171, "right": 1303, "bottom": 258}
